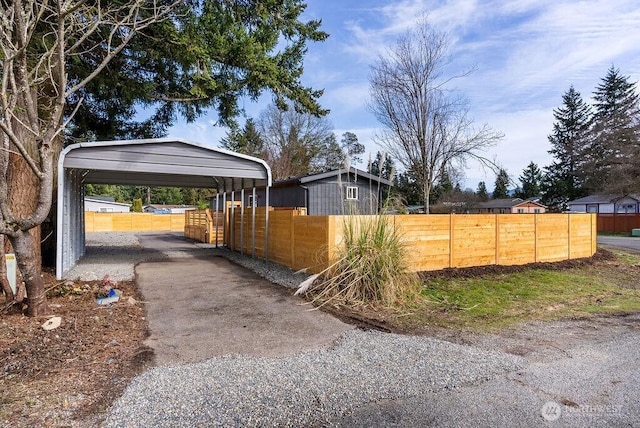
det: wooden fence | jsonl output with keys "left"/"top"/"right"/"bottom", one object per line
{"left": 597, "top": 213, "right": 640, "bottom": 234}
{"left": 197, "top": 210, "right": 596, "bottom": 274}
{"left": 85, "top": 212, "right": 185, "bottom": 232}
{"left": 184, "top": 209, "right": 224, "bottom": 245}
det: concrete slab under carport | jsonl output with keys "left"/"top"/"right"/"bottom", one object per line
{"left": 135, "top": 235, "right": 352, "bottom": 366}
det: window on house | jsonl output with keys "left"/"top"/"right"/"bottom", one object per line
{"left": 534, "top": 208, "right": 541, "bottom": 213}
{"left": 617, "top": 204, "right": 635, "bottom": 213}
{"left": 99, "top": 208, "right": 113, "bottom": 213}
{"left": 248, "top": 195, "right": 258, "bottom": 208}
{"left": 346, "top": 186, "right": 358, "bottom": 200}
{"left": 586, "top": 205, "right": 598, "bottom": 213}
{"left": 517, "top": 208, "right": 524, "bottom": 213}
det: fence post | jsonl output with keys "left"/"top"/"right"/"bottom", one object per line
{"left": 534, "top": 213, "right": 538, "bottom": 263}
{"left": 449, "top": 214, "right": 454, "bottom": 268}
{"left": 290, "top": 210, "right": 296, "bottom": 268}
{"left": 495, "top": 214, "right": 499, "bottom": 265}
{"left": 567, "top": 214, "right": 571, "bottom": 260}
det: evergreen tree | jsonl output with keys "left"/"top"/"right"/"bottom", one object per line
{"left": 341, "top": 132, "right": 366, "bottom": 166}
{"left": 492, "top": 169, "right": 510, "bottom": 199}
{"left": 431, "top": 169, "right": 454, "bottom": 203}
{"left": 315, "top": 133, "right": 345, "bottom": 171}
{"left": 517, "top": 162, "right": 542, "bottom": 199}
{"left": 476, "top": 181, "right": 489, "bottom": 201}
{"left": 543, "top": 86, "right": 591, "bottom": 209}
{"left": 219, "top": 119, "right": 265, "bottom": 158}
{"left": 395, "top": 170, "right": 422, "bottom": 206}
{"left": 132, "top": 199, "right": 143, "bottom": 213}
{"left": 586, "top": 66, "right": 640, "bottom": 193}
{"left": 368, "top": 152, "right": 395, "bottom": 181}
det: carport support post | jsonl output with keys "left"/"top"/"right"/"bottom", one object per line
{"left": 231, "top": 191, "right": 235, "bottom": 250}
{"left": 215, "top": 193, "right": 220, "bottom": 248}
{"left": 265, "top": 186, "right": 270, "bottom": 263}
{"left": 222, "top": 192, "right": 227, "bottom": 247}
{"left": 251, "top": 186, "right": 256, "bottom": 258}
{"left": 240, "top": 188, "right": 245, "bottom": 255}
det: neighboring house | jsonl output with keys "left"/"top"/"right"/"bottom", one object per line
{"left": 84, "top": 196, "right": 130, "bottom": 213}
{"left": 212, "top": 167, "right": 393, "bottom": 215}
{"left": 143, "top": 204, "right": 197, "bottom": 214}
{"left": 567, "top": 195, "right": 640, "bottom": 213}
{"left": 472, "top": 198, "right": 547, "bottom": 214}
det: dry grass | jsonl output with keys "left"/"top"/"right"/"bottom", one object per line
{"left": 297, "top": 214, "right": 421, "bottom": 308}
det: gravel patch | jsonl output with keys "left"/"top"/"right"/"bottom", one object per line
{"left": 104, "top": 329, "right": 523, "bottom": 427}
{"left": 66, "top": 232, "right": 311, "bottom": 288}
{"left": 64, "top": 232, "right": 158, "bottom": 282}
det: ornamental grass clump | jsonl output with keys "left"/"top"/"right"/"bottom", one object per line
{"left": 296, "top": 214, "right": 422, "bottom": 308}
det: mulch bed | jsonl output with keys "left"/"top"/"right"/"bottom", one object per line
{"left": 1, "top": 271, "right": 151, "bottom": 427}
{"left": 418, "top": 248, "right": 617, "bottom": 281}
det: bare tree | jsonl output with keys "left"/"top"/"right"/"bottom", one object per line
{"left": 258, "top": 103, "right": 333, "bottom": 179}
{"left": 0, "top": 1, "right": 179, "bottom": 316}
{"left": 369, "top": 22, "right": 502, "bottom": 213}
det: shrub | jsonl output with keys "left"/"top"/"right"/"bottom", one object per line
{"left": 297, "top": 214, "right": 421, "bottom": 308}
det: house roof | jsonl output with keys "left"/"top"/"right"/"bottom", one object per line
{"left": 568, "top": 194, "right": 640, "bottom": 204}
{"left": 476, "top": 198, "right": 547, "bottom": 209}
{"left": 477, "top": 198, "right": 524, "bottom": 209}
{"left": 273, "top": 167, "right": 393, "bottom": 187}
{"left": 145, "top": 204, "right": 197, "bottom": 209}
{"left": 84, "top": 197, "right": 130, "bottom": 207}
{"left": 86, "top": 195, "right": 115, "bottom": 202}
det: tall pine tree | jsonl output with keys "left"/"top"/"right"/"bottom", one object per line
{"left": 518, "top": 162, "right": 543, "bottom": 199}
{"left": 476, "top": 181, "right": 489, "bottom": 201}
{"left": 220, "top": 119, "right": 265, "bottom": 158}
{"left": 587, "top": 66, "right": 640, "bottom": 194}
{"left": 542, "top": 86, "right": 591, "bottom": 209}
{"left": 492, "top": 169, "right": 510, "bottom": 199}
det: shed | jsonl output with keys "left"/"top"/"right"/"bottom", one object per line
{"left": 211, "top": 167, "right": 392, "bottom": 215}
{"left": 56, "top": 138, "right": 272, "bottom": 279}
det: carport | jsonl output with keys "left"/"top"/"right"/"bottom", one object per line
{"left": 55, "top": 138, "right": 272, "bottom": 279}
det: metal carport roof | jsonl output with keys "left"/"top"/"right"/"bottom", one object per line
{"left": 56, "top": 138, "right": 272, "bottom": 279}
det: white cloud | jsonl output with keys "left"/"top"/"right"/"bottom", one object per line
{"left": 167, "top": 121, "right": 227, "bottom": 148}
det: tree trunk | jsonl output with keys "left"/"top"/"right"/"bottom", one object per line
{"left": 8, "top": 230, "right": 49, "bottom": 316}
{"left": 7, "top": 147, "right": 42, "bottom": 264}
{"left": 423, "top": 181, "right": 431, "bottom": 214}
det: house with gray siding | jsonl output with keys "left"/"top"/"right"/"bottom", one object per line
{"left": 212, "top": 167, "right": 392, "bottom": 215}
{"left": 568, "top": 194, "right": 640, "bottom": 213}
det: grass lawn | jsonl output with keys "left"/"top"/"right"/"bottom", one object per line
{"left": 394, "top": 249, "right": 640, "bottom": 332}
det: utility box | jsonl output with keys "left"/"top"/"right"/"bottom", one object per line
{"left": 4, "top": 253, "right": 17, "bottom": 294}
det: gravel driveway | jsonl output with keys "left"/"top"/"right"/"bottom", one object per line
{"left": 72, "top": 233, "right": 640, "bottom": 426}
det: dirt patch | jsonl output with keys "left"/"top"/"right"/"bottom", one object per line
{"left": 1, "top": 271, "right": 150, "bottom": 427}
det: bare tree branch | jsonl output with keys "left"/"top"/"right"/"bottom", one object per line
{"left": 369, "top": 20, "right": 503, "bottom": 213}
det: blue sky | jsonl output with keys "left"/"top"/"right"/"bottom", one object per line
{"left": 168, "top": 0, "right": 640, "bottom": 190}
